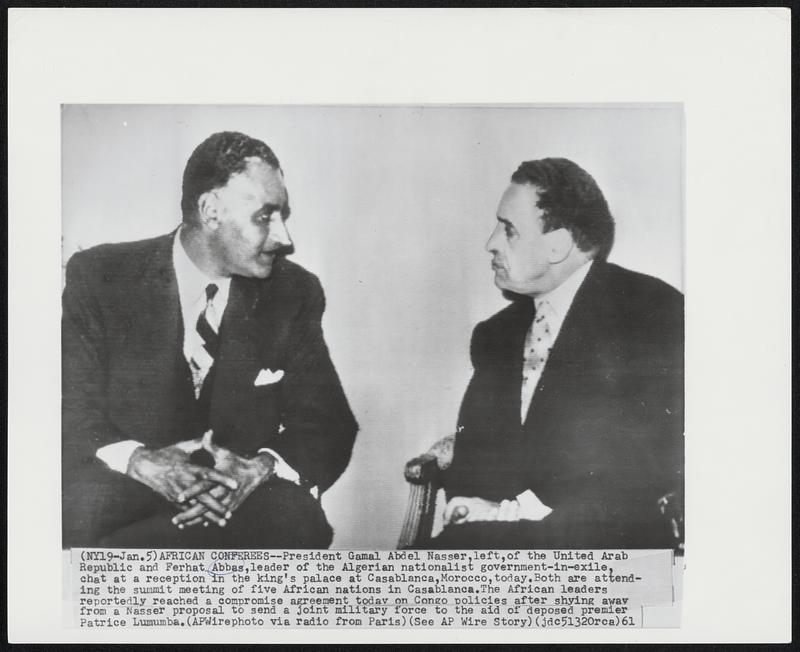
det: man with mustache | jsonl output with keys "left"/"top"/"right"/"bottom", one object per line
{"left": 62, "top": 131, "right": 358, "bottom": 548}
{"left": 435, "top": 158, "right": 683, "bottom": 549}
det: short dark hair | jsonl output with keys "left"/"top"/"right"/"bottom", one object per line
{"left": 510, "top": 158, "right": 615, "bottom": 261}
{"left": 181, "top": 131, "right": 282, "bottom": 222}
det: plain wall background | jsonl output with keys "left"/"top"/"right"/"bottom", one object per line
{"left": 62, "top": 104, "right": 683, "bottom": 549}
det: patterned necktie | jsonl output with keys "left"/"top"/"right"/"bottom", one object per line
{"left": 520, "top": 299, "right": 554, "bottom": 423}
{"left": 196, "top": 283, "right": 219, "bottom": 359}
{"left": 189, "top": 284, "right": 220, "bottom": 468}
{"left": 188, "top": 283, "right": 219, "bottom": 398}
{"left": 189, "top": 283, "right": 219, "bottom": 468}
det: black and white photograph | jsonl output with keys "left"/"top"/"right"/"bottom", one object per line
{"left": 8, "top": 7, "right": 791, "bottom": 645}
{"left": 61, "top": 104, "right": 684, "bottom": 551}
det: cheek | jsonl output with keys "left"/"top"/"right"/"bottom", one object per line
{"left": 218, "top": 226, "right": 253, "bottom": 262}
{"left": 509, "top": 243, "right": 543, "bottom": 278}
{"left": 250, "top": 228, "right": 270, "bottom": 252}
{"left": 232, "top": 225, "right": 266, "bottom": 254}
{"left": 506, "top": 244, "right": 527, "bottom": 270}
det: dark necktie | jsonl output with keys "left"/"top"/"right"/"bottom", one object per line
{"left": 196, "top": 283, "right": 219, "bottom": 359}
{"left": 190, "top": 283, "right": 220, "bottom": 469}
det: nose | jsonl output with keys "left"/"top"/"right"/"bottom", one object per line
{"left": 269, "top": 218, "right": 293, "bottom": 248}
{"left": 486, "top": 224, "right": 501, "bottom": 253}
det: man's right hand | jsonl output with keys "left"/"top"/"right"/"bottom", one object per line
{"left": 126, "top": 439, "right": 239, "bottom": 526}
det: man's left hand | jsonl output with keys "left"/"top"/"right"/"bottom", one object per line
{"left": 173, "top": 433, "right": 276, "bottom": 527}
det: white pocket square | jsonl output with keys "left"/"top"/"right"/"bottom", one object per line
{"left": 254, "top": 368, "right": 284, "bottom": 386}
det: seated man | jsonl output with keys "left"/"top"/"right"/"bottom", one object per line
{"left": 434, "top": 158, "right": 683, "bottom": 549}
{"left": 62, "top": 131, "right": 358, "bottom": 548}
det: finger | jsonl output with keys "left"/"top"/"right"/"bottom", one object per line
{"left": 497, "top": 499, "right": 518, "bottom": 522}
{"left": 209, "top": 483, "right": 229, "bottom": 497}
{"left": 175, "top": 498, "right": 228, "bottom": 527}
{"left": 197, "top": 467, "right": 239, "bottom": 491}
{"left": 200, "top": 508, "right": 227, "bottom": 527}
{"left": 176, "top": 479, "right": 215, "bottom": 504}
{"left": 174, "top": 437, "right": 205, "bottom": 453}
{"left": 182, "top": 516, "right": 206, "bottom": 528}
{"left": 167, "top": 468, "right": 208, "bottom": 500}
{"left": 453, "top": 505, "right": 469, "bottom": 522}
{"left": 202, "top": 429, "right": 225, "bottom": 460}
{"left": 172, "top": 501, "right": 207, "bottom": 526}
{"left": 206, "top": 487, "right": 236, "bottom": 516}
{"left": 209, "top": 484, "right": 232, "bottom": 505}
{"left": 446, "top": 503, "right": 469, "bottom": 525}
{"left": 167, "top": 478, "right": 194, "bottom": 505}
{"left": 195, "top": 490, "right": 233, "bottom": 520}
{"left": 225, "top": 492, "right": 247, "bottom": 515}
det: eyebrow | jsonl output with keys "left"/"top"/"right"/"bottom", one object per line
{"left": 497, "top": 216, "right": 514, "bottom": 228}
{"left": 257, "top": 202, "right": 291, "bottom": 220}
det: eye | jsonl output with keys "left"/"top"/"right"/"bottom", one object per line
{"left": 504, "top": 223, "right": 516, "bottom": 238}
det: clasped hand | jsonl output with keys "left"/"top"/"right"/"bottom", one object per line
{"left": 444, "top": 496, "right": 520, "bottom": 525}
{"left": 127, "top": 431, "right": 275, "bottom": 529}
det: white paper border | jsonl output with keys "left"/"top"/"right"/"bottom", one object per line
{"left": 8, "top": 7, "right": 791, "bottom": 643}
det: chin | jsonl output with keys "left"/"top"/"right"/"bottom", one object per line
{"left": 252, "top": 266, "right": 273, "bottom": 279}
{"left": 493, "top": 276, "right": 511, "bottom": 292}
{"left": 236, "top": 263, "right": 273, "bottom": 279}
{"left": 494, "top": 279, "right": 530, "bottom": 301}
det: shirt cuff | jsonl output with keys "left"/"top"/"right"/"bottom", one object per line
{"left": 515, "top": 489, "right": 553, "bottom": 521}
{"left": 96, "top": 440, "right": 144, "bottom": 474}
{"left": 257, "top": 448, "right": 301, "bottom": 484}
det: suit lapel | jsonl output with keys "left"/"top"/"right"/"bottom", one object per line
{"left": 209, "top": 275, "right": 265, "bottom": 416}
{"left": 112, "top": 234, "right": 183, "bottom": 440}
{"left": 492, "top": 299, "right": 535, "bottom": 432}
{"left": 209, "top": 260, "right": 303, "bottom": 438}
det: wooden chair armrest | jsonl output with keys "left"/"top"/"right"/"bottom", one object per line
{"left": 404, "top": 453, "right": 443, "bottom": 485}
{"left": 403, "top": 433, "right": 456, "bottom": 484}
{"left": 398, "top": 435, "right": 457, "bottom": 549}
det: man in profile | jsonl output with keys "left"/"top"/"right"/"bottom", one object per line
{"left": 62, "top": 131, "right": 358, "bottom": 548}
{"left": 435, "top": 158, "right": 683, "bottom": 549}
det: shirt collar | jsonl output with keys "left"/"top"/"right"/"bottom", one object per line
{"left": 534, "top": 259, "right": 593, "bottom": 337}
{"left": 172, "top": 228, "right": 231, "bottom": 312}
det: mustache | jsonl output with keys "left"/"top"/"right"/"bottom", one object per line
{"left": 266, "top": 243, "right": 295, "bottom": 257}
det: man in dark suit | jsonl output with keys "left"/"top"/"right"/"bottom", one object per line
{"left": 435, "top": 158, "right": 683, "bottom": 549}
{"left": 62, "top": 131, "right": 358, "bottom": 548}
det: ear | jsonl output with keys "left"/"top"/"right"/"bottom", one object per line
{"left": 197, "top": 191, "right": 221, "bottom": 230}
{"left": 546, "top": 228, "right": 575, "bottom": 264}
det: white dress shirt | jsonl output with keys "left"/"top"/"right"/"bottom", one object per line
{"left": 530, "top": 260, "right": 593, "bottom": 347}
{"left": 172, "top": 228, "right": 231, "bottom": 397}
{"left": 96, "top": 229, "right": 300, "bottom": 486}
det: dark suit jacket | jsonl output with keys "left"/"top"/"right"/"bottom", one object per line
{"left": 444, "top": 261, "right": 683, "bottom": 548}
{"left": 62, "top": 233, "right": 358, "bottom": 520}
